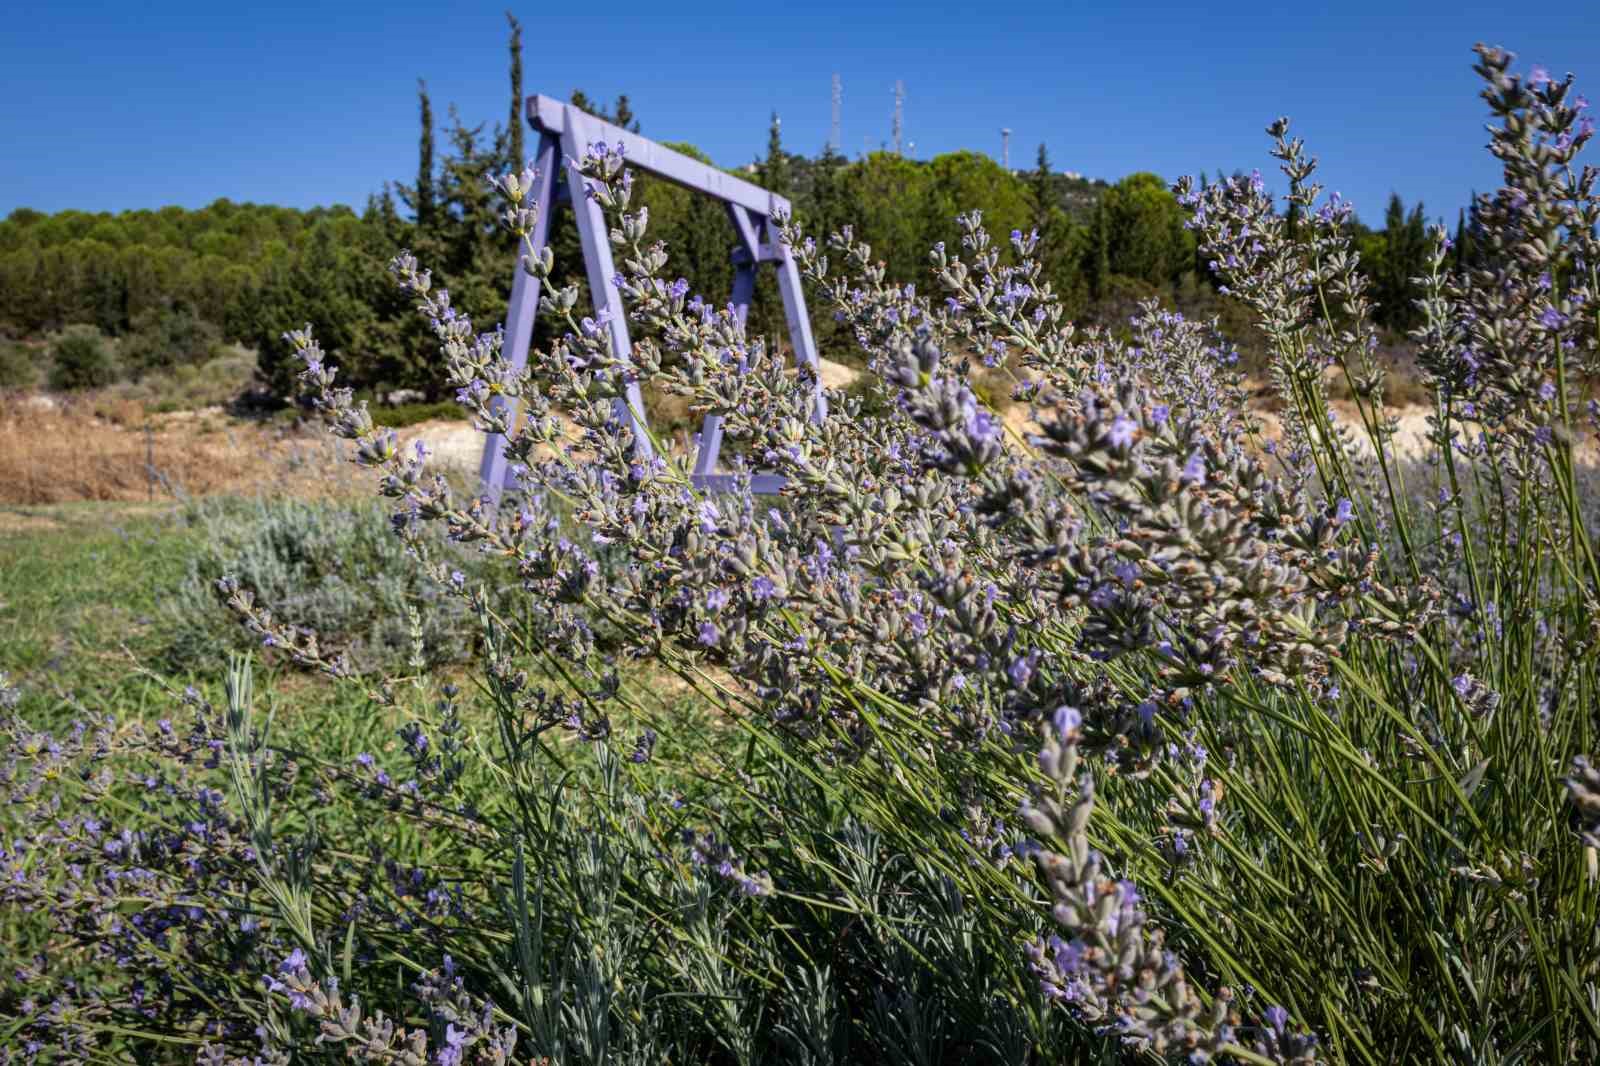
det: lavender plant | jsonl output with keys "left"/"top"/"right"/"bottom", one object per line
{"left": 164, "top": 495, "right": 504, "bottom": 674}
{"left": 6, "top": 42, "right": 1600, "bottom": 1066}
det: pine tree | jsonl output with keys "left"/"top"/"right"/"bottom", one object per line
{"left": 1025, "top": 143, "right": 1079, "bottom": 308}
{"left": 506, "top": 12, "right": 524, "bottom": 168}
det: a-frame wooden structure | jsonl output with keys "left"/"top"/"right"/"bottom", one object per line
{"left": 478, "top": 94, "right": 826, "bottom": 502}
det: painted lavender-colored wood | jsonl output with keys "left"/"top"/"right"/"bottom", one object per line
{"left": 526, "top": 95, "right": 789, "bottom": 220}
{"left": 478, "top": 131, "right": 559, "bottom": 496}
{"left": 558, "top": 109, "right": 654, "bottom": 462}
{"left": 772, "top": 222, "right": 827, "bottom": 421}
{"left": 694, "top": 473, "right": 788, "bottom": 495}
{"left": 725, "top": 202, "right": 762, "bottom": 261}
{"left": 691, "top": 245, "right": 757, "bottom": 479}
{"left": 479, "top": 94, "right": 825, "bottom": 504}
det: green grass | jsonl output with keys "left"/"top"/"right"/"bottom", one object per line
{"left": 0, "top": 504, "right": 200, "bottom": 715}
{"left": 0, "top": 501, "right": 411, "bottom": 731}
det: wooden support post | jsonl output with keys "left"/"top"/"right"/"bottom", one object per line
{"left": 692, "top": 243, "right": 757, "bottom": 480}
{"left": 558, "top": 110, "right": 653, "bottom": 463}
{"left": 479, "top": 131, "right": 558, "bottom": 497}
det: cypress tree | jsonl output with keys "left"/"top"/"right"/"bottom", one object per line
{"left": 567, "top": 91, "right": 638, "bottom": 132}
{"left": 614, "top": 95, "right": 638, "bottom": 133}
{"left": 1090, "top": 201, "right": 1110, "bottom": 300}
{"left": 506, "top": 12, "right": 524, "bottom": 168}
{"left": 760, "top": 112, "right": 791, "bottom": 196}
{"left": 1029, "top": 143, "right": 1053, "bottom": 234}
{"left": 416, "top": 80, "right": 436, "bottom": 232}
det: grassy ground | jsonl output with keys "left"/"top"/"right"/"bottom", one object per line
{"left": 0, "top": 504, "right": 200, "bottom": 715}
{"left": 0, "top": 501, "right": 416, "bottom": 741}
{"left": 0, "top": 494, "right": 706, "bottom": 747}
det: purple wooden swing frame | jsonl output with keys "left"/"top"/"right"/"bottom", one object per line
{"left": 478, "top": 94, "right": 826, "bottom": 503}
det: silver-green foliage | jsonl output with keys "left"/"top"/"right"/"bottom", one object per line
{"left": 164, "top": 495, "right": 486, "bottom": 673}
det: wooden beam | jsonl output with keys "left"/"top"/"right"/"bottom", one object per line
{"left": 527, "top": 94, "right": 791, "bottom": 220}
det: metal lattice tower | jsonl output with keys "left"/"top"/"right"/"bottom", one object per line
{"left": 830, "top": 73, "right": 841, "bottom": 152}
{"left": 1001, "top": 127, "right": 1012, "bottom": 170}
{"left": 892, "top": 80, "right": 904, "bottom": 155}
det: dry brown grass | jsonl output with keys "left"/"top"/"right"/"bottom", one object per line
{"left": 0, "top": 393, "right": 367, "bottom": 506}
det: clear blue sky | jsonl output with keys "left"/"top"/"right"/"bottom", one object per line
{"left": 1, "top": 1, "right": 1596, "bottom": 228}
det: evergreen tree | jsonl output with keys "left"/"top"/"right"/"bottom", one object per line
{"left": 1376, "top": 193, "right": 1429, "bottom": 330}
{"left": 1089, "top": 201, "right": 1110, "bottom": 300}
{"left": 759, "top": 113, "right": 791, "bottom": 196}
{"left": 1098, "top": 173, "right": 1191, "bottom": 289}
{"left": 1454, "top": 207, "right": 1467, "bottom": 276}
{"left": 413, "top": 81, "right": 437, "bottom": 232}
{"left": 1029, "top": 143, "right": 1053, "bottom": 234}
{"left": 1024, "top": 143, "right": 1087, "bottom": 314}
{"left": 436, "top": 108, "right": 508, "bottom": 319}
{"left": 568, "top": 91, "right": 638, "bottom": 131}
{"left": 614, "top": 94, "right": 638, "bottom": 133}
{"left": 805, "top": 143, "right": 850, "bottom": 233}
{"left": 506, "top": 12, "right": 524, "bottom": 168}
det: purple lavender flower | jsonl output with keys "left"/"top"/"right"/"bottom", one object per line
{"left": 1052, "top": 706, "right": 1082, "bottom": 739}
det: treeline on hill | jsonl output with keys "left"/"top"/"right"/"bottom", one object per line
{"left": 0, "top": 16, "right": 1472, "bottom": 403}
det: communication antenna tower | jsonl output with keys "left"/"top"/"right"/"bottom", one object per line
{"left": 892, "top": 80, "right": 904, "bottom": 155}
{"left": 1001, "top": 127, "right": 1012, "bottom": 170}
{"left": 830, "top": 73, "right": 842, "bottom": 152}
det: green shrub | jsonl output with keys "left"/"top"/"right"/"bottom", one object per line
{"left": 0, "top": 338, "right": 40, "bottom": 389}
{"left": 163, "top": 496, "right": 500, "bottom": 674}
{"left": 111, "top": 346, "right": 259, "bottom": 412}
{"left": 122, "top": 305, "right": 223, "bottom": 376}
{"left": 46, "top": 324, "right": 121, "bottom": 390}
{"left": 369, "top": 399, "right": 466, "bottom": 427}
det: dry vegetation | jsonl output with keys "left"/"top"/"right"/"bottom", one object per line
{"left": 1, "top": 350, "right": 1458, "bottom": 510}
{"left": 0, "top": 394, "right": 372, "bottom": 506}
